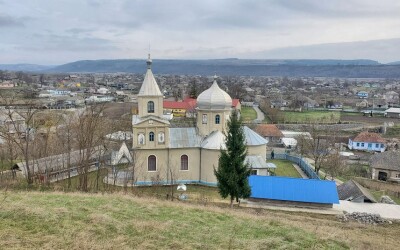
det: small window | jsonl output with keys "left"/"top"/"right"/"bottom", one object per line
{"left": 361, "top": 143, "right": 364, "bottom": 147}
{"left": 376, "top": 143, "right": 379, "bottom": 148}
{"left": 215, "top": 114, "right": 220, "bottom": 124}
{"left": 180, "top": 155, "right": 188, "bottom": 170}
{"left": 250, "top": 170, "right": 258, "bottom": 175}
{"left": 396, "top": 174, "right": 400, "bottom": 178}
{"left": 356, "top": 143, "right": 360, "bottom": 147}
{"left": 148, "top": 155, "right": 156, "bottom": 171}
{"left": 202, "top": 114, "right": 207, "bottom": 124}
{"left": 147, "top": 101, "right": 154, "bottom": 113}
{"left": 381, "top": 144, "right": 385, "bottom": 148}
{"left": 138, "top": 133, "right": 145, "bottom": 145}
{"left": 368, "top": 143, "right": 372, "bottom": 148}
{"left": 149, "top": 132, "right": 155, "bottom": 142}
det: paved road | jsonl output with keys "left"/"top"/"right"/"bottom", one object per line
{"left": 253, "top": 105, "right": 265, "bottom": 123}
{"left": 335, "top": 201, "right": 400, "bottom": 220}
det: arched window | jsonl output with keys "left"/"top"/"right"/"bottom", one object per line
{"left": 149, "top": 132, "right": 155, "bottom": 141}
{"left": 215, "top": 114, "right": 220, "bottom": 124}
{"left": 180, "top": 155, "right": 188, "bottom": 170}
{"left": 147, "top": 101, "right": 154, "bottom": 113}
{"left": 148, "top": 155, "right": 156, "bottom": 171}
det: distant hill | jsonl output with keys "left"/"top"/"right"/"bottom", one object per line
{"left": 2, "top": 59, "right": 400, "bottom": 77}
{"left": 0, "top": 64, "right": 54, "bottom": 72}
{"left": 46, "top": 59, "right": 400, "bottom": 78}
{"left": 387, "top": 61, "right": 400, "bottom": 65}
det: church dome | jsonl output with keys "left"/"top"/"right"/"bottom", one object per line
{"left": 197, "top": 76, "right": 232, "bottom": 110}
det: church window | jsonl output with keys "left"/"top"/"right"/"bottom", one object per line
{"left": 148, "top": 155, "right": 156, "bottom": 171}
{"left": 181, "top": 155, "right": 188, "bottom": 170}
{"left": 138, "top": 133, "right": 145, "bottom": 145}
{"left": 215, "top": 114, "right": 220, "bottom": 124}
{"left": 149, "top": 132, "right": 155, "bottom": 141}
{"left": 202, "top": 114, "right": 207, "bottom": 124}
{"left": 158, "top": 132, "right": 165, "bottom": 143}
{"left": 147, "top": 101, "right": 154, "bottom": 113}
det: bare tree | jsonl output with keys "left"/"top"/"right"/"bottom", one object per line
{"left": 0, "top": 92, "right": 41, "bottom": 184}
{"left": 297, "top": 125, "right": 337, "bottom": 175}
{"left": 322, "top": 151, "right": 345, "bottom": 180}
{"left": 73, "top": 104, "right": 109, "bottom": 192}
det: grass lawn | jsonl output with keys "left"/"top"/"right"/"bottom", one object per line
{"left": 367, "top": 188, "right": 400, "bottom": 205}
{"left": 0, "top": 162, "right": 12, "bottom": 171}
{"left": 241, "top": 107, "right": 257, "bottom": 121}
{"left": 283, "top": 111, "right": 340, "bottom": 123}
{"left": 1, "top": 191, "right": 382, "bottom": 249}
{"left": 51, "top": 169, "right": 224, "bottom": 202}
{"left": 268, "top": 159, "right": 302, "bottom": 178}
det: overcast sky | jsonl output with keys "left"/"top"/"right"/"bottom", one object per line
{"left": 1, "top": 0, "right": 400, "bottom": 64}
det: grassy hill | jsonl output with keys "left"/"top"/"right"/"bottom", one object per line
{"left": 1, "top": 191, "right": 399, "bottom": 249}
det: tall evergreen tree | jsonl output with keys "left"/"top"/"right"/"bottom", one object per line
{"left": 214, "top": 109, "right": 251, "bottom": 208}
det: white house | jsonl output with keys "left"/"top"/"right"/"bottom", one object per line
{"left": 385, "top": 107, "right": 400, "bottom": 118}
{"left": 348, "top": 131, "right": 386, "bottom": 152}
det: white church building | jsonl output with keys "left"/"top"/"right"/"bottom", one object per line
{"left": 123, "top": 55, "right": 269, "bottom": 186}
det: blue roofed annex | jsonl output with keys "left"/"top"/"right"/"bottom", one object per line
{"left": 249, "top": 175, "right": 339, "bottom": 206}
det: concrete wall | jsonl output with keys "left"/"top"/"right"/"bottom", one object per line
{"left": 200, "top": 149, "right": 220, "bottom": 184}
{"left": 386, "top": 112, "right": 400, "bottom": 118}
{"left": 138, "top": 96, "right": 163, "bottom": 117}
{"left": 133, "top": 148, "right": 202, "bottom": 184}
{"left": 349, "top": 140, "right": 385, "bottom": 152}
{"left": 247, "top": 145, "right": 267, "bottom": 161}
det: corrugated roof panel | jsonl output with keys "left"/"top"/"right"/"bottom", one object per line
{"left": 169, "top": 128, "right": 202, "bottom": 148}
{"left": 249, "top": 175, "right": 339, "bottom": 204}
{"left": 200, "top": 130, "right": 226, "bottom": 150}
{"left": 246, "top": 155, "right": 271, "bottom": 169}
{"left": 243, "top": 126, "right": 268, "bottom": 146}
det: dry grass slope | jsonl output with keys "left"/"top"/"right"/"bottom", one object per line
{"left": 0, "top": 191, "right": 399, "bottom": 249}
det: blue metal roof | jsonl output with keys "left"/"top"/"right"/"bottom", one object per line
{"left": 249, "top": 175, "right": 339, "bottom": 204}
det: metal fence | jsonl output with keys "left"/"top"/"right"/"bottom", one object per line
{"left": 271, "top": 153, "right": 320, "bottom": 179}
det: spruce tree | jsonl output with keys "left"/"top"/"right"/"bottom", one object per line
{"left": 214, "top": 109, "right": 251, "bottom": 208}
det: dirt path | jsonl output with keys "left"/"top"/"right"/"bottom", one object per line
{"left": 253, "top": 105, "right": 265, "bottom": 122}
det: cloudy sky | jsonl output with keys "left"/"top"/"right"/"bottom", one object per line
{"left": 1, "top": 0, "right": 400, "bottom": 64}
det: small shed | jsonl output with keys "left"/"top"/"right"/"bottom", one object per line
{"left": 248, "top": 175, "right": 339, "bottom": 208}
{"left": 245, "top": 155, "right": 276, "bottom": 176}
{"left": 385, "top": 107, "right": 400, "bottom": 118}
{"left": 337, "top": 180, "right": 377, "bottom": 203}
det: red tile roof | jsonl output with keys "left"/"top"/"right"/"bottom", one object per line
{"left": 163, "top": 98, "right": 197, "bottom": 110}
{"left": 255, "top": 124, "right": 284, "bottom": 138}
{"left": 232, "top": 99, "right": 240, "bottom": 107}
{"left": 352, "top": 132, "right": 386, "bottom": 143}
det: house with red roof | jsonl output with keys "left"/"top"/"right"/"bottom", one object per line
{"left": 163, "top": 98, "right": 241, "bottom": 118}
{"left": 254, "top": 124, "right": 283, "bottom": 144}
{"left": 348, "top": 131, "right": 386, "bottom": 152}
{"left": 231, "top": 99, "right": 241, "bottom": 110}
{"left": 163, "top": 98, "right": 197, "bottom": 117}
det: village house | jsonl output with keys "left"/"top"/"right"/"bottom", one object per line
{"left": 255, "top": 124, "right": 284, "bottom": 145}
{"left": 357, "top": 91, "right": 369, "bottom": 99}
{"left": 385, "top": 107, "right": 400, "bottom": 118}
{"left": 348, "top": 131, "right": 386, "bottom": 152}
{"left": 370, "top": 151, "right": 400, "bottom": 182}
